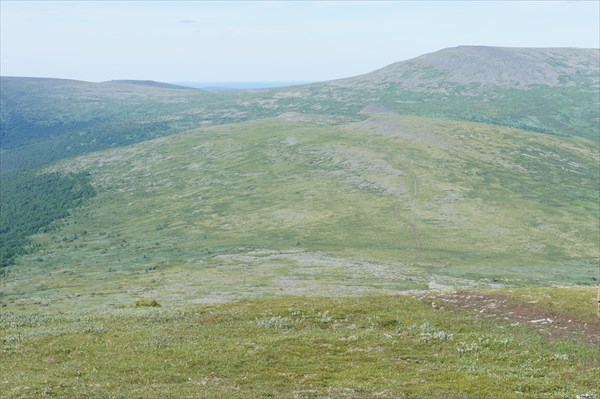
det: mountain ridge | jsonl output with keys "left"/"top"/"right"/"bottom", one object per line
{"left": 347, "top": 46, "right": 600, "bottom": 88}
{"left": 1, "top": 45, "right": 598, "bottom": 172}
{"left": 102, "top": 79, "right": 195, "bottom": 90}
{"left": 4, "top": 45, "right": 598, "bottom": 87}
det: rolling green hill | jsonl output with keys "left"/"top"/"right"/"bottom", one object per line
{"left": 282, "top": 46, "right": 600, "bottom": 140}
{"left": 2, "top": 114, "right": 597, "bottom": 309}
{"left": 1, "top": 45, "right": 598, "bottom": 307}
{"left": 0, "top": 77, "right": 229, "bottom": 171}
{"left": 2, "top": 46, "right": 598, "bottom": 172}
{"left": 1, "top": 46, "right": 599, "bottom": 398}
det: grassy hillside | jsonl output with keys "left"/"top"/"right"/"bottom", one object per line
{"left": 1, "top": 46, "right": 598, "bottom": 399}
{"left": 1, "top": 288, "right": 598, "bottom": 398}
{"left": 2, "top": 114, "right": 597, "bottom": 309}
{"left": 2, "top": 47, "right": 598, "bottom": 172}
{"left": 0, "top": 77, "right": 240, "bottom": 171}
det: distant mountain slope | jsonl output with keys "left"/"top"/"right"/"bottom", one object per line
{"left": 4, "top": 115, "right": 596, "bottom": 307}
{"left": 0, "top": 77, "right": 237, "bottom": 170}
{"left": 104, "top": 80, "right": 192, "bottom": 89}
{"left": 291, "top": 46, "right": 600, "bottom": 139}
{"left": 1, "top": 46, "right": 598, "bottom": 172}
{"left": 348, "top": 46, "right": 599, "bottom": 88}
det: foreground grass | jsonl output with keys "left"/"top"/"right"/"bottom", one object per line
{"left": 1, "top": 288, "right": 598, "bottom": 398}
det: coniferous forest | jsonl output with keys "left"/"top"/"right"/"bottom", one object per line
{"left": 0, "top": 171, "right": 95, "bottom": 267}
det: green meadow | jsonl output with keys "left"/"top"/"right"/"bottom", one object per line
{"left": 1, "top": 114, "right": 597, "bottom": 310}
{"left": 1, "top": 113, "right": 598, "bottom": 398}
{"left": 1, "top": 288, "right": 598, "bottom": 398}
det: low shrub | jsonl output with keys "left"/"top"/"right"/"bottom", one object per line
{"left": 135, "top": 298, "right": 161, "bottom": 308}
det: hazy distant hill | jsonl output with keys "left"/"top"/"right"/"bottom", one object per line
{"left": 1, "top": 46, "right": 598, "bottom": 172}
{"left": 0, "top": 77, "right": 230, "bottom": 170}
{"left": 347, "top": 46, "right": 599, "bottom": 88}
{"left": 290, "top": 46, "right": 600, "bottom": 139}
{"left": 104, "top": 80, "right": 193, "bottom": 89}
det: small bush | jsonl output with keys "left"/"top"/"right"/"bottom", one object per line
{"left": 256, "top": 315, "right": 293, "bottom": 329}
{"left": 135, "top": 298, "right": 161, "bottom": 308}
{"left": 410, "top": 322, "right": 454, "bottom": 342}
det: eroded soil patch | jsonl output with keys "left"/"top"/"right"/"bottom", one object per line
{"left": 422, "top": 290, "right": 600, "bottom": 347}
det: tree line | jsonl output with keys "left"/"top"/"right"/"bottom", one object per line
{"left": 0, "top": 171, "right": 95, "bottom": 267}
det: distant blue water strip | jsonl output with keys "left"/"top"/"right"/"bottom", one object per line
{"left": 172, "top": 81, "right": 314, "bottom": 89}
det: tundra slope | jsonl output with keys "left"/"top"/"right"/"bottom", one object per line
{"left": 2, "top": 114, "right": 597, "bottom": 309}
{"left": 1, "top": 47, "right": 599, "bottom": 399}
{"left": 284, "top": 46, "right": 600, "bottom": 139}
{"left": 1, "top": 46, "right": 598, "bottom": 171}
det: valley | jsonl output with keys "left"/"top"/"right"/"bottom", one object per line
{"left": 2, "top": 114, "right": 597, "bottom": 310}
{"left": 2, "top": 47, "right": 598, "bottom": 172}
{"left": 0, "top": 45, "right": 599, "bottom": 398}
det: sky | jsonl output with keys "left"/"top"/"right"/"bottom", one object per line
{"left": 1, "top": 1, "right": 599, "bottom": 83}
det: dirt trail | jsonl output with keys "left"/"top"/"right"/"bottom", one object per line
{"left": 410, "top": 174, "right": 417, "bottom": 201}
{"left": 394, "top": 172, "right": 422, "bottom": 255}
{"left": 422, "top": 291, "right": 600, "bottom": 347}
{"left": 394, "top": 206, "right": 422, "bottom": 252}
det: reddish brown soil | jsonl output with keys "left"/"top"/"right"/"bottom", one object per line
{"left": 421, "top": 291, "right": 600, "bottom": 348}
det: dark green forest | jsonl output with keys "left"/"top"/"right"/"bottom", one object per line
{"left": 0, "top": 171, "right": 95, "bottom": 267}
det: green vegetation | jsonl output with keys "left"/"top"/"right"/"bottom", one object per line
{"left": 2, "top": 115, "right": 596, "bottom": 310}
{"left": 135, "top": 298, "right": 161, "bottom": 308}
{"left": 0, "top": 47, "right": 598, "bottom": 397}
{"left": 0, "top": 78, "right": 230, "bottom": 171}
{"left": 0, "top": 171, "right": 95, "bottom": 267}
{"left": 2, "top": 48, "right": 598, "bottom": 171}
{"left": 1, "top": 289, "right": 597, "bottom": 398}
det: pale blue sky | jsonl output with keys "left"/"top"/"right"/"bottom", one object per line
{"left": 1, "top": 1, "right": 598, "bottom": 82}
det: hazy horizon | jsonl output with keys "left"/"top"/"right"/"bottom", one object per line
{"left": 173, "top": 81, "right": 315, "bottom": 89}
{"left": 1, "top": 1, "right": 598, "bottom": 83}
